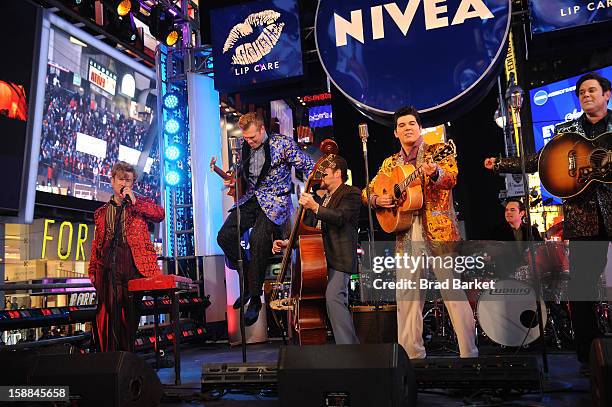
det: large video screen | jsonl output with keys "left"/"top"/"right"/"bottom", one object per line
{"left": 37, "top": 26, "right": 160, "bottom": 204}
{"left": 529, "top": 0, "right": 612, "bottom": 35}
{"left": 0, "top": 2, "right": 39, "bottom": 216}
{"left": 210, "top": 0, "right": 303, "bottom": 91}
{"left": 529, "top": 65, "right": 612, "bottom": 205}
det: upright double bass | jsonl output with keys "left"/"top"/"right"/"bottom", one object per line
{"left": 270, "top": 139, "right": 338, "bottom": 345}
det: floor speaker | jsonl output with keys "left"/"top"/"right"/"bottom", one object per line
{"left": 29, "top": 351, "right": 163, "bottom": 407}
{"left": 590, "top": 337, "right": 612, "bottom": 407}
{"left": 278, "top": 343, "right": 415, "bottom": 407}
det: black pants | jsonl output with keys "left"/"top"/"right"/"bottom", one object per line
{"left": 568, "top": 237, "right": 609, "bottom": 363}
{"left": 217, "top": 197, "right": 280, "bottom": 296}
{"left": 94, "top": 241, "right": 141, "bottom": 352}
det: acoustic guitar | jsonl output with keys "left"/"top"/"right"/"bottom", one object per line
{"left": 209, "top": 156, "right": 243, "bottom": 201}
{"left": 538, "top": 132, "right": 611, "bottom": 199}
{"left": 372, "top": 140, "right": 457, "bottom": 233}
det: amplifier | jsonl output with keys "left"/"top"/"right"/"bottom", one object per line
{"left": 351, "top": 304, "right": 397, "bottom": 344}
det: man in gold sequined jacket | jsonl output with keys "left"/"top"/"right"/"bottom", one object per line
{"left": 362, "top": 106, "right": 478, "bottom": 360}
{"left": 484, "top": 72, "right": 611, "bottom": 372}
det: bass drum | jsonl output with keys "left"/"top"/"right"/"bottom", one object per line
{"left": 477, "top": 279, "right": 547, "bottom": 347}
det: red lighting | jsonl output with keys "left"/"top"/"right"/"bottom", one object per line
{"left": 303, "top": 93, "right": 332, "bottom": 103}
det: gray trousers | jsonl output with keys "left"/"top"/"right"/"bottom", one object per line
{"left": 326, "top": 268, "right": 359, "bottom": 344}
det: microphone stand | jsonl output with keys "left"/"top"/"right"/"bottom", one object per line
{"left": 360, "top": 124, "right": 381, "bottom": 311}
{"left": 230, "top": 139, "right": 248, "bottom": 363}
{"left": 106, "top": 194, "right": 128, "bottom": 351}
{"left": 507, "top": 83, "right": 549, "bottom": 374}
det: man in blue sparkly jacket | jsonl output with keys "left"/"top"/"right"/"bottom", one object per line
{"left": 217, "top": 112, "right": 315, "bottom": 326}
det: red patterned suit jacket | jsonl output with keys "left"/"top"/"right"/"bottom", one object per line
{"left": 88, "top": 196, "right": 165, "bottom": 288}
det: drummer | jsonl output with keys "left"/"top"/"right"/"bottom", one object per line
{"left": 491, "top": 198, "right": 543, "bottom": 242}
{"left": 489, "top": 198, "right": 543, "bottom": 278}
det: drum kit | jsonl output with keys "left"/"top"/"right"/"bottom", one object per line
{"left": 353, "top": 228, "right": 611, "bottom": 351}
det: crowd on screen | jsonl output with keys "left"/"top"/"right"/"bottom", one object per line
{"left": 38, "top": 75, "right": 160, "bottom": 201}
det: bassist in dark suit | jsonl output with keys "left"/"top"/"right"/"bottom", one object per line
{"left": 273, "top": 155, "right": 360, "bottom": 344}
{"left": 484, "top": 72, "right": 611, "bottom": 373}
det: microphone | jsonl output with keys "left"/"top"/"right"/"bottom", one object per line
{"left": 228, "top": 136, "right": 240, "bottom": 157}
{"left": 120, "top": 186, "right": 131, "bottom": 205}
{"left": 358, "top": 123, "right": 369, "bottom": 153}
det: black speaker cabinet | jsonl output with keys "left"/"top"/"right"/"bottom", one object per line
{"left": 590, "top": 337, "right": 612, "bottom": 407}
{"left": 278, "top": 343, "right": 415, "bottom": 407}
{"left": 29, "top": 351, "right": 162, "bottom": 407}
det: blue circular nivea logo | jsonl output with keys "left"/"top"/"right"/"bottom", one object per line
{"left": 315, "top": 0, "right": 511, "bottom": 120}
{"left": 533, "top": 90, "right": 548, "bottom": 106}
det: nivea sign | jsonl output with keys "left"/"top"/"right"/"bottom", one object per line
{"left": 315, "top": 0, "right": 511, "bottom": 122}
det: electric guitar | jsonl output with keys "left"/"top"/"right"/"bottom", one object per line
{"left": 372, "top": 140, "right": 457, "bottom": 233}
{"left": 538, "top": 131, "right": 611, "bottom": 199}
{"left": 209, "top": 157, "right": 243, "bottom": 201}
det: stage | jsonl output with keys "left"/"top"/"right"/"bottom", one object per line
{"left": 156, "top": 341, "right": 595, "bottom": 406}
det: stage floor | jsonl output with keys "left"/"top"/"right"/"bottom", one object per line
{"left": 156, "top": 341, "right": 595, "bottom": 406}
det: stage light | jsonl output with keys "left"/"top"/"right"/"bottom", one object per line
{"left": 150, "top": 4, "right": 182, "bottom": 47}
{"left": 165, "top": 118, "right": 180, "bottom": 134}
{"left": 165, "top": 170, "right": 180, "bottom": 186}
{"left": 163, "top": 93, "right": 179, "bottom": 110}
{"left": 165, "top": 145, "right": 180, "bottom": 161}
{"left": 115, "top": 0, "right": 132, "bottom": 16}
{"left": 165, "top": 28, "right": 181, "bottom": 47}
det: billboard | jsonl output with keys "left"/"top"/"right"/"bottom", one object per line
{"left": 0, "top": 2, "right": 40, "bottom": 218}
{"left": 529, "top": 65, "right": 612, "bottom": 204}
{"left": 37, "top": 24, "right": 160, "bottom": 204}
{"left": 529, "top": 0, "right": 612, "bottom": 34}
{"left": 315, "top": 0, "right": 511, "bottom": 124}
{"left": 308, "top": 104, "right": 333, "bottom": 128}
{"left": 210, "top": 0, "right": 303, "bottom": 91}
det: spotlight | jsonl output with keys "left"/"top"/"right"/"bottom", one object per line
{"left": 165, "top": 145, "right": 180, "bottom": 161}
{"left": 165, "top": 118, "right": 180, "bottom": 134}
{"left": 115, "top": 0, "right": 133, "bottom": 16}
{"left": 165, "top": 170, "right": 181, "bottom": 186}
{"left": 163, "top": 93, "right": 179, "bottom": 110}
{"left": 150, "top": 4, "right": 182, "bottom": 47}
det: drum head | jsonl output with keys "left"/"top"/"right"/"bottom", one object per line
{"left": 477, "top": 279, "right": 547, "bottom": 347}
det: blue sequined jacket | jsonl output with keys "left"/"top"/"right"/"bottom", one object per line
{"left": 233, "top": 133, "right": 315, "bottom": 225}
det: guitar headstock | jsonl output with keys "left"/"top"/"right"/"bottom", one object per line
{"left": 432, "top": 140, "right": 457, "bottom": 163}
{"left": 209, "top": 156, "right": 217, "bottom": 171}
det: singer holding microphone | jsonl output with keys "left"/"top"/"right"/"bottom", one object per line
{"left": 88, "top": 161, "right": 165, "bottom": 352}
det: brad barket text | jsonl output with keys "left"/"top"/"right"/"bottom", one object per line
{"left": 373, "top": 278, "right": 496, "bottom": 291}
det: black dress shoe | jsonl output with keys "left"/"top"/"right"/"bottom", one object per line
{"left": 233, "top": 292, "right": 251, "bottom": 309}
{"left": 244, "top": 296, "right": 262, "bottom": 327}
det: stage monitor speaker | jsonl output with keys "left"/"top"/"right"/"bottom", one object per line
{"left": 278, "top": 343, "right": 415, "bottom": 407}
{"left": 590, "top": 337, "right": 612, "bottom": 407}
{"left": 29, "top": 351, "right": 163, "bottom": 407}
